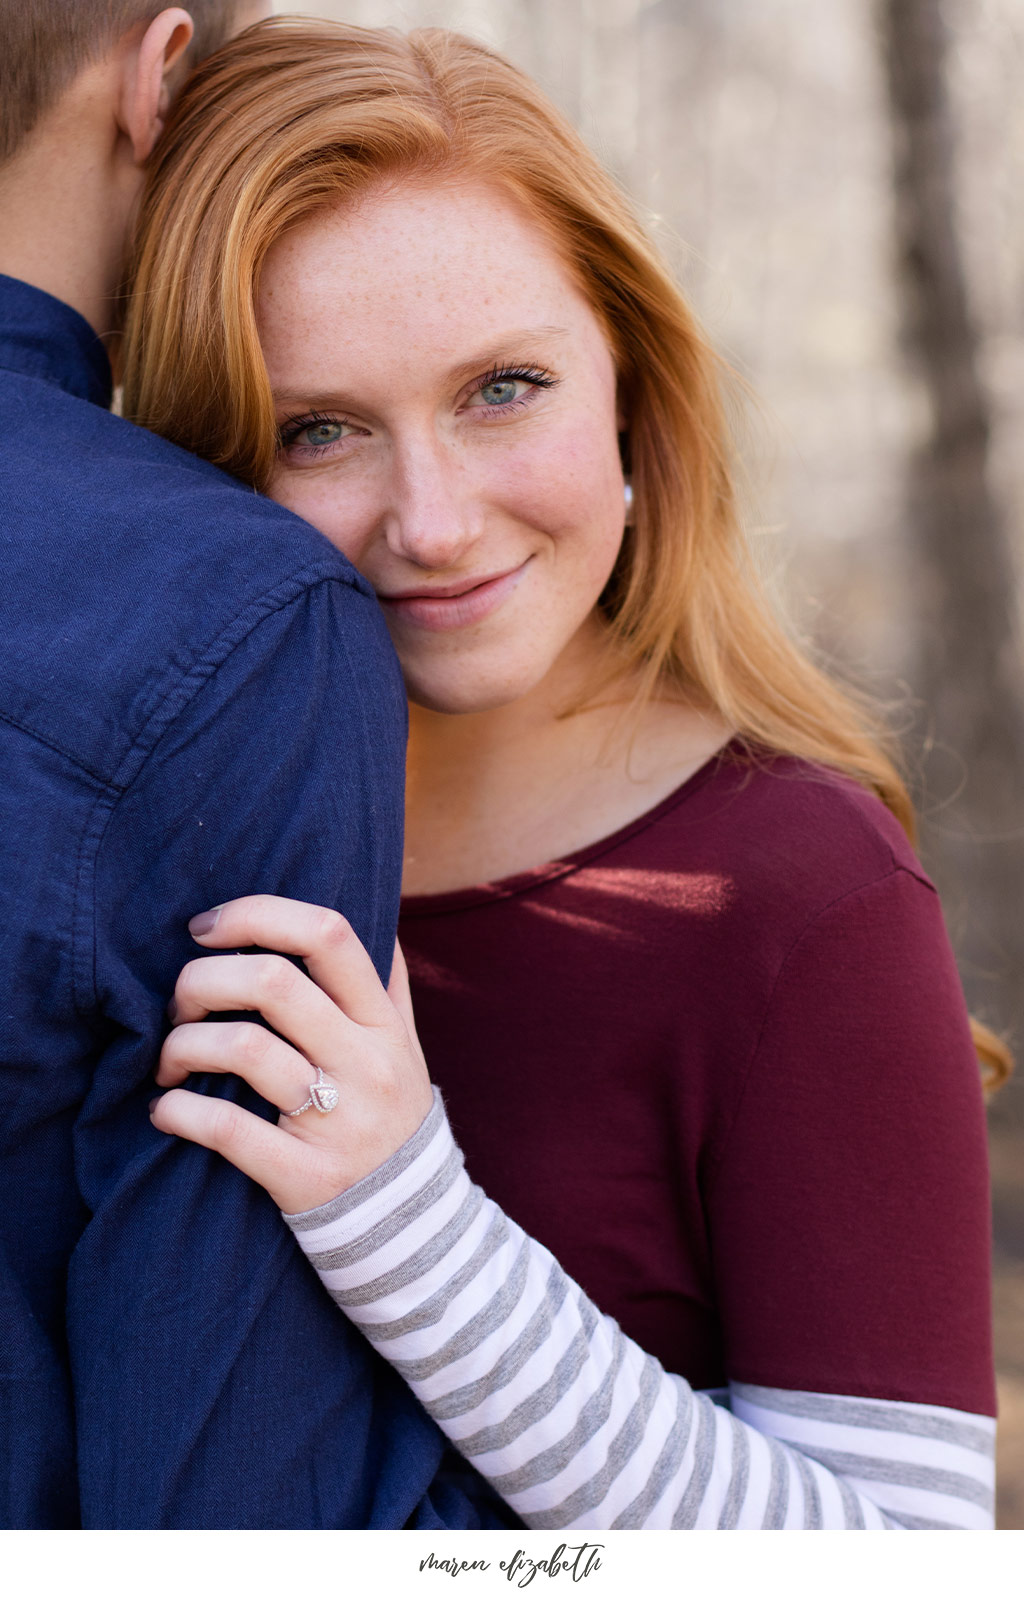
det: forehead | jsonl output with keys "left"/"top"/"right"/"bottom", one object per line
{"left": 256, "top": 178, "right": 606, "bottom": 380}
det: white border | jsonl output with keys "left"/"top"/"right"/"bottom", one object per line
{"left": 4, "top": 1529, "right": 1022, "bottom": 1600}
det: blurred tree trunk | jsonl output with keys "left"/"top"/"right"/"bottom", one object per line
{"left": 879, "top": 0, "right": 1024, "bottom": 1079}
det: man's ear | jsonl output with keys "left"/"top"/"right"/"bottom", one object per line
{"left": 119, "top": 8, "right": 195, "bottom": 165}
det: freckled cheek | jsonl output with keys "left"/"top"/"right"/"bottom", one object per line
{"left": 268, "top": 471, "right": 380, "bottom": 571}
{"left": 493, "top": 420, "right": 622, "bottom": 545}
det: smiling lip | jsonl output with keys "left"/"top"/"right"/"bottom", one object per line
{"left": 378, "top": 561, "right": 531, "bottom": 632}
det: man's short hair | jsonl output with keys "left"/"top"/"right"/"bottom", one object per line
{"left": 0, "top": 3, "right": 241, "bottom": 163}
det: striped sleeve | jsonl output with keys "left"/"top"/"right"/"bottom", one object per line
{"left": 284, "top": 1092, "right": 995, "bottom": 1530}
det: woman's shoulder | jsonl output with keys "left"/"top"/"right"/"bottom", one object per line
{"left": 647, "top": 741, "right": 934, "bottom": 933}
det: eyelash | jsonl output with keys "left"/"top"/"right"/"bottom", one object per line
{"left": 277, "top": 409, "right": 348, "bottom": 457}
{"left": 473, "top": 363, "right": 559, "bottom": 409}
{"left": 276, "top": 363, "right": 560, "bottom": 458}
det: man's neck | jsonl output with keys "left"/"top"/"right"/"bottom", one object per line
{"left": 0, "top": 65, "right": 134, "bottom": 340}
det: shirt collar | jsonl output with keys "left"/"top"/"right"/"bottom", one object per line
{"left": 0, "top": 274, "right": 113, "bottom": 409}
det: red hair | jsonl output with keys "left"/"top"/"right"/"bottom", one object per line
{"left": 122, "top": 18, "right": 1010, "bottom": 1089}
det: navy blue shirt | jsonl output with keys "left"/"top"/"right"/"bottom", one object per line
{"left": 0, "top": 276, "right": 515, "bottom": 1530}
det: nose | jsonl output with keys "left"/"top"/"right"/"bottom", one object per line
{"left": 382, "top": 436, "right": 480, "bottom": 572}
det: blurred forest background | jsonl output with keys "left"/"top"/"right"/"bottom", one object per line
{"left": 276, "top": 0, "right": 1024, "bottom": 1524}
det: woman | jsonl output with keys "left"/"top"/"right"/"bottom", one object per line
{"left": 129, "top": 18, "right": 1002, "bottom": 1528}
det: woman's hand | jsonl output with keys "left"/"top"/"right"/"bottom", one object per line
{"left": 150, "top": 895, "right": 434, "bottom": 1215}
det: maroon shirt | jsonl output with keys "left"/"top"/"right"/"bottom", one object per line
{"left": 400, "top": 744, "right": 996, "bottom": 1417}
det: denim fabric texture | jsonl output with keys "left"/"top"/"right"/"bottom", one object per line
{"left": 0, "top": 275, "right": 518, "bottom": 1531}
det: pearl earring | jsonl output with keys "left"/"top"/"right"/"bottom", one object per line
{"left": 623, "top": 478, "right": 635, "bottom": 526}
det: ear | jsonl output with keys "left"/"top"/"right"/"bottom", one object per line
{"left": 119, "top": 8, "right": 195, "bottom": 165}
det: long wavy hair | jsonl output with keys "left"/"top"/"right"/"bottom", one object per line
{"left": 121, "top": 16, "right": 1009, "bottom": 1089}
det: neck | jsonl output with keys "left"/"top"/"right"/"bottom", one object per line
{"left": 0, "top": 65, "right": 134, "bottom": 339}
{"left": 406, "top": 617, "right": 616, "bottom": 812}
{"left": 403, "top": 619, "right": 732, "bottom": 894}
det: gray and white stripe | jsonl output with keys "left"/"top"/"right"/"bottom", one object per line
{"left": 285, "top": 1091, "right": 995, "bottom": 1530}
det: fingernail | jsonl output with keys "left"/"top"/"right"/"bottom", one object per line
{"left": 166, "top": 996, "right": 178, "bottom": 1023}
{"left": 189, "top": 906, "right": 222, "bottom": 937}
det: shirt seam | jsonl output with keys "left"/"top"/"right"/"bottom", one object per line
{"left": 70, "top": 566, "right": 373, "bottom": 1018}
{"left": 0, "top": 709, "right": 114, "bottom": 786}
{"left": 112, "top": 560, "right": 368, "bottom": 794}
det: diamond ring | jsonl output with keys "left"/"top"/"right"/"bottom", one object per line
{"left": 284, "top": 1065, "right": 339, "bottom": 1118}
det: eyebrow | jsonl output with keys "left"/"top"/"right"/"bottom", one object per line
{"left": 270, "top": 326, "right": 571, "bottom": 407}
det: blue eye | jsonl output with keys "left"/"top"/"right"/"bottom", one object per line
{"left": 478, "top": 379, "right": 523, "bottom": 406}
{"left": 467, "top": 366, "right": 558, "bottom": 413}
{"left": 299, "top": 421, "right": 345, "bottom": 447}
{"left": 277, "top": 413, "right": 356, "bottom": 458}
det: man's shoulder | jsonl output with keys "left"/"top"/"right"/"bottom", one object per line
{"left": 0, "top": 371, "right": 384, "bottom": 785}
{"left": 0, "top": 363, "right": 354, "bottom": 582}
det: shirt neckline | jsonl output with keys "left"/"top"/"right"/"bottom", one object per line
{"left": 400, "top": 735, "right": 748, "bottom": 918}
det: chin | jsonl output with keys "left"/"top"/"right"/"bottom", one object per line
{"left": 403, "top": 665, "right": 538, "bottom": 717}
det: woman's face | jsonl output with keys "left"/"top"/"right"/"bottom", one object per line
{"left": 258, "top": 178, "right": 627, "bottom": 714}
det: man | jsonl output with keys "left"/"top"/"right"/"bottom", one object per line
{"left": 0, "top": 3, "right": 513, "bottom": 1529}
